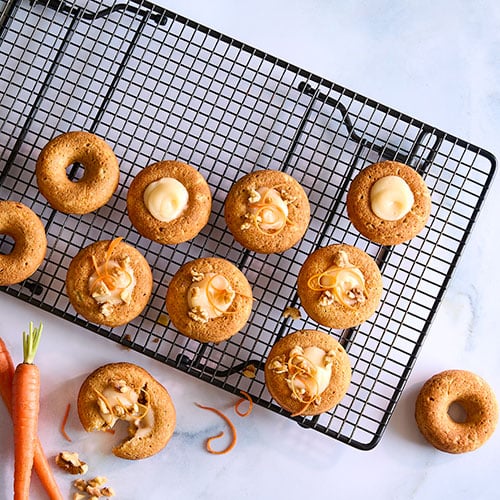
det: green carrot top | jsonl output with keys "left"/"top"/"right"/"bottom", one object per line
{"left": 22, "top": 322, "right": 43, "bottom": 364}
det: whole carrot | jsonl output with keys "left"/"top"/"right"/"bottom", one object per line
{"left": 12, "top": 322, "right": 43, "bottom": 500}
{"left": 0, "top": 337, "right": 63, "bottom": 500}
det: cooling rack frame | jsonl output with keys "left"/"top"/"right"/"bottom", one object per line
{"left": 0, "top": 0, "right": 496, "bottom": 450}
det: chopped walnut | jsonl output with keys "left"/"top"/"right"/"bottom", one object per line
{"left": 157, "top": 313, "right": 170, "bottom": 327}
{"left": 55, "top": 451, "right": 88, "bottom": 475}
{"left": 242, "top": 364, "right": 257, "bottom": 379}
{"left": 282, "top": 306, "right": 301, "bottom": 320}
{"left": 333, "top": 250, "right": 350, "bottom": 268}
{"left": 188, "top": 305, "right": 209, "bottom": 323}
{"left": 73, "top": 477, "right": 115, "bottom": 499}
{"left": 247, "top": 188, "right": 261, "bottom": 204}
{"left": 269, "top": 357, "right": 288, "bottom": 374}
{"left": 319, "top": 290, "right": 335, "bottom": 307}
{"left": 190, "top": 269, "right": 204, "bottom": 282}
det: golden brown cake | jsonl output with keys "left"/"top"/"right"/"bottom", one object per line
{"left": 346, "top": 161, "right": 431, "bottom": 245}
{"left": 165, "top": 257, "right": 253, "bottom": 343}
{"left": 0, "top": 200, "right": 47, "bottom": 286}
{"left": 415, "top": 369, "right": 498, "bottom": 453}
{"left": 224, "top": 169, "right": 310, "bottom": 253}
{"left": 265, "top": 329, "right": 351, "bottom": 416}
{"left": 297, "top": 244, "right": 383, "bottom": 329}
{"left": 77, "top": 362, "right": 176, "bottom": 459}
{"left": 65, "top": 237, "right": 153, "bottom": 327}
{"left": 36, "top": 131, "right": 120, "bottom": 214}
{"left": 127, "top": 160, "right": 212, "bottom": 245}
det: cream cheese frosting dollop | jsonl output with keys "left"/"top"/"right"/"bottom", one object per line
{"left": 89, "top": 258, "right": 136, "bottom": 316}
{"left": 369, "top": 175, "right": 414, "bottom": 221}
{"left": 248, "top": 187, "right": 288, "bottom": 232}
{"left": 187, "top": 273, "right": 236, "bottom": 322}
{"left": 288, "top": 346, "right": 332, "bottom": 397}
{"left": 143, "top": 177, "right": 189, "bottom": 223}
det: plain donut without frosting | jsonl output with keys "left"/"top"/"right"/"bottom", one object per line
{"left": 415, "top": 369, "right": 498, "bottom": 453}
{"left": 36, "top": 131, "right": 119, "bottom": 214}
{"left": 0, "top": 200, "right": 47, "bottom": 286}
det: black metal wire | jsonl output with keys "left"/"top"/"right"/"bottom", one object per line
{"left": 0, "top": 0, "right": 496, "bottom": 450}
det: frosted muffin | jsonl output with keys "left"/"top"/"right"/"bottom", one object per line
{"left": 66, "top": 237, "right": 153, "bottom": 327}
{"left": 346, "top": 161, "right": 431, "bottom": 245}
{"left": 224, "top": 169, "right": 310, "bottom": 253}
{"left": 166, "top": 257, "right": 253, "bottom": 343}
{"left": 297, "top": 244, "right": 382, "bottom": 329}
{"left": 127, "top": 160, "right": 212, "bottom": 244}
{"left": 265, "top": 329, "right": 351, "bottom": 417}
{"left": 77, "top": 362, "right": 176, "bottom": 459}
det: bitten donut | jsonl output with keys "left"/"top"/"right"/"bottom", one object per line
{"left": 77, "top": 362, "right": 176, "bottom": 460}
{"left": 127, "top": 160, "right": 212, "bottom": 245}
{"left": 36, "top": 131, "right": 119, "bottom": 214}
{"left": 0, "top": 201, "right": 47, "bottom": 286}
{"left": 265, "top": 329, "right": 351, "bottom": 417}
{"left": 165, "top": 257, "right": 253, "bottom": 343}
{"left": 415, "top": 370, "right": 498, "bottom": 453}
{"left": 224, "top": 169, "right": 310, "bottom": 253}
{"left": 346, "top": 161, "right": 431, "bottom": 245}
{"left": 66, "top": 237, "right": 152, "bottom": 327}
{"left": 297, "top": 244, "right": 383, "bottom": 329}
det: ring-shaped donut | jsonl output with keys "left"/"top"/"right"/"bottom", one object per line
{"left": 415, "top": 369, "right": 498, "bottom": 453}
{"left": 36, "top": 131, "right": 119, "bottom": 214}
{"left": 0, "top": 201, "right": 47, "bottom": 286}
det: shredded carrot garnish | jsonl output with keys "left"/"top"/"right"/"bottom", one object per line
{"left": 61, "top": 403, "right": 72, "bottom": 442}
{"left": 90, "top": 237, "right": 129, "bottom": 293}
{"left": 248, "top": 186, "right": 291, "bottom": 235}
{"left": 234, "top": 390, "right": 253, "bottom": 417}
{"left": 195, "top": 403, "right": 237, "bottom": 455}
{"left": 205, "top": 275, "right": 237, "bottom": 316}
{"left": 307, "top": 265, "right": 366, "bottom": 309}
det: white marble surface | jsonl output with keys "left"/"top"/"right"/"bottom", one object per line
{"left": 1, "top": 0, "right": 500, "bottom": 499}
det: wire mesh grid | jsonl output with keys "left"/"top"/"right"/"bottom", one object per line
{"left": 0, "top": 0, "right": 496, "bottom": 449}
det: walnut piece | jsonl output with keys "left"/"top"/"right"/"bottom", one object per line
{"left": 55, "top": 451, "right": 88, "bottom": 475}
{"left": 282, "top": 306, "right": 301, "bottom": 320}
{"left": 73, "top": 477, "right": 115, "bottom": 499}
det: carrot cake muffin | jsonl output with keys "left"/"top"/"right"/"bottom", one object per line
{"left": 224, "top": 169, "right": 310, "bottom": 253}
{"left": 297, "top": 244, "right": 383, "bottom": 329}
{"left": 66, "top": 237, "right": 153, "bottom": 327}
{"left": 36, "top": 131, "right": 120, "bottom": 214}
{"left": 77, "top": 362, "right": 176, "bottom": 459}
{"left": 165, "top": 257, "right": 253, "bottom": 343}
{"left": 265, "top": 329, "right": 351, "bottom": 416}
{"left": 346, "top": 160, "right": 431, "bottom": 245}
{"left": 0, "top": 200, "right": 47, "bottom": 286}
{"left": 127, "top": 160, "right": 212, "bottom": 245}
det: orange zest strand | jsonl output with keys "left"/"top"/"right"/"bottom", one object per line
{"left": 60, "top": 403, "right": 72, "bottom": 442}
{"left": 234, "top": 391, "right": 253, "bottom": 417}
{"left": 249, "top": 186, "right": 290, "bottom": 235}
{"left": 90, "top": 237, "right": 129, "bottom": 293}
{"left": 195, "top": 403, "right": 237, "bottom": 455}
{"left": 306, "top": 266, "right": 366, "bottom": 309}
{"left": 0, "top": 338, "right": 63, "bottom": 500}
{"left": 205, "top": 275, "right": 237, "bottom": 316}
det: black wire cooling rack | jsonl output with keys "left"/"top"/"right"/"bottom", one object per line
{"left": 0, "top": 0, "right": 496, "bottom": 450}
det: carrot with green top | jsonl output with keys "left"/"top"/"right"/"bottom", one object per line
{"left": 11, "top": 322, "right": 43, "bottom": 500}
{"left": 0, "top": 335, "right": 63, "bottom": 500}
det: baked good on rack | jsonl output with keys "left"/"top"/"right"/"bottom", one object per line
{"left": 415, "top": 369, "right": 498, "bottom": 453}
{"left": 265, "top": 329, "right": 351, "bottom": 416}
{"left": 36, "top": 131, "right": 120, "bottom": 214}
{"left": 0, "top": 200, "right": 47, "bottom": 286}
{"left": 65, "top": 237, "right": 152, "bottom": 327}
{"left": 297, "top": 244, "right": 382, "bottom": 329}
{"left": 127, "top": 160, "right": 212, "bottom": 245}
{"left": 346, "top": 160, "right": 431, "bottom": 245}
{"left": 224, "top": 169, "right": 310, "bottom": 253}
{"left": 165, "top": 257, "right": 253, "bottom": 343}
{"left": 77, "top": 362, "right": 176, "bottom": 460}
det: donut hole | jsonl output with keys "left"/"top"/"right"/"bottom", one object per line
{"left": 66, "top": 162, "right": 86, "bottom": 182}
{"left": 0, "top": 234, "right": 16, "bottom": 255}
{"left": 448, "top": 400, "right": 468, "bottom": 423}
